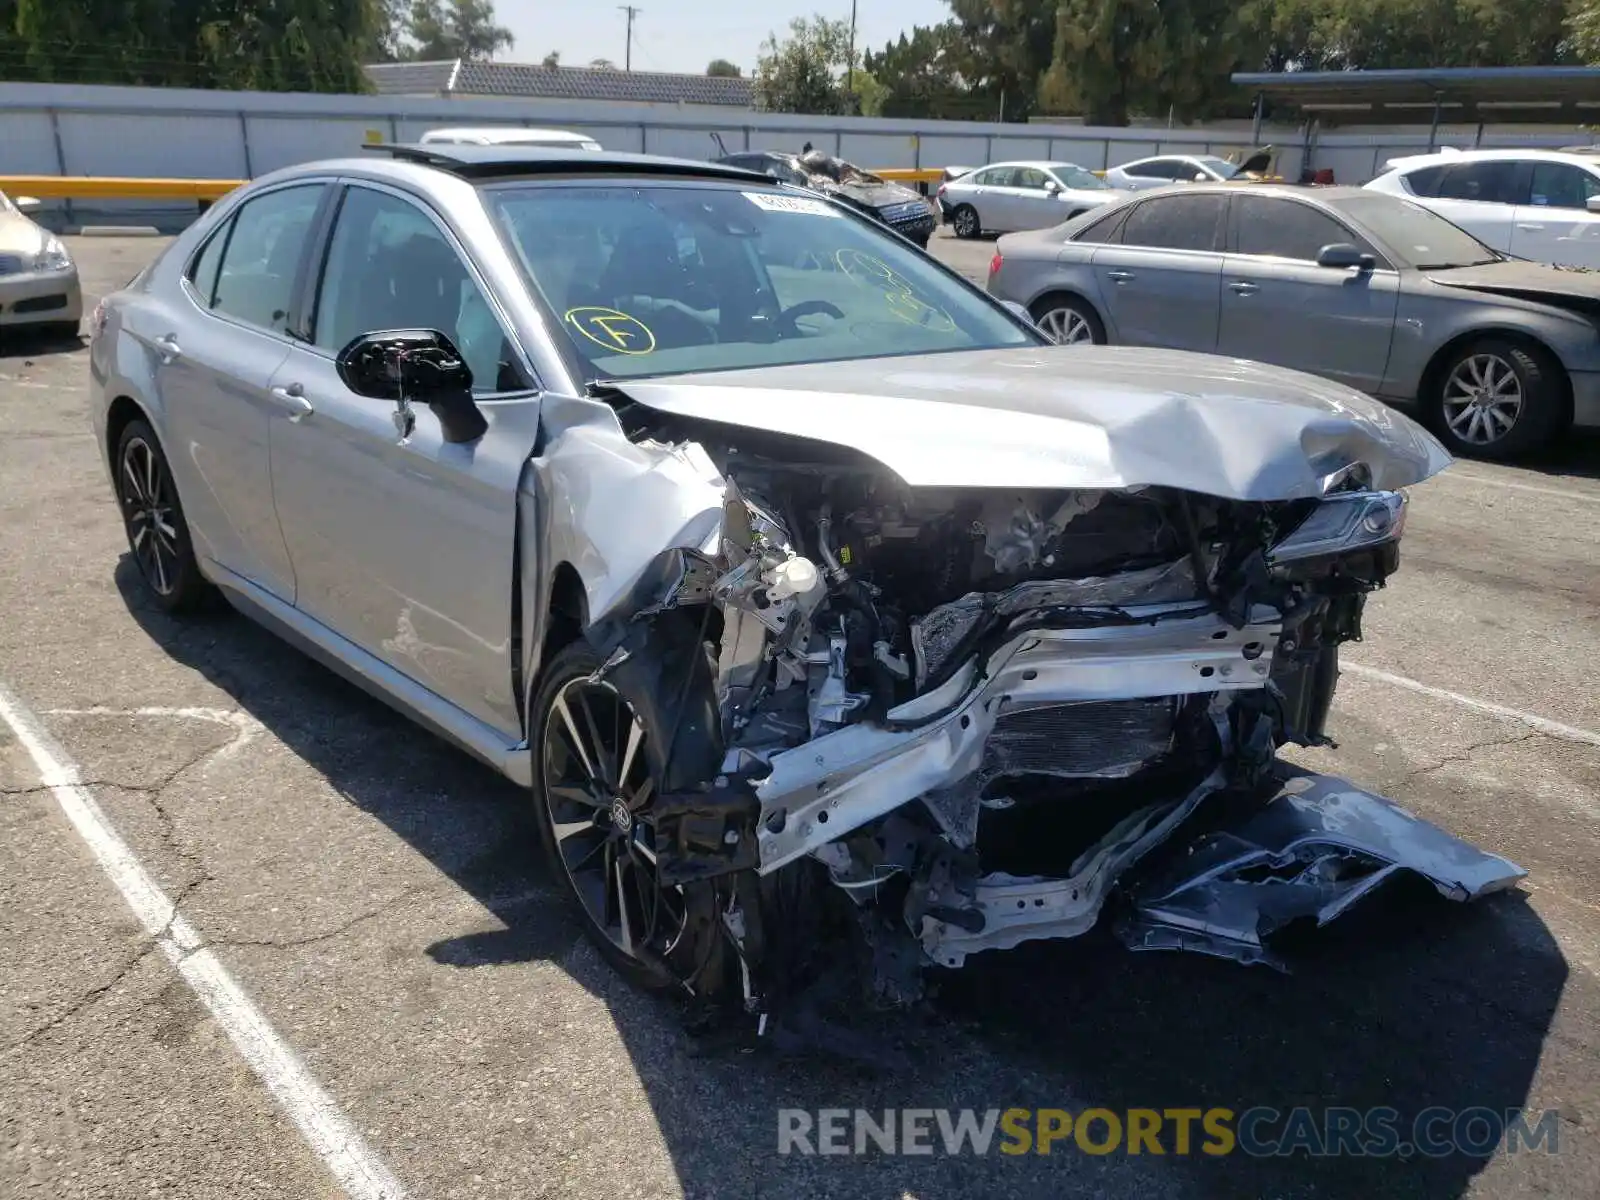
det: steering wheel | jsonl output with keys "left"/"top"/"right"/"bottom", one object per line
{"left": 775, "top": 299, "right": 845, "bottom": 338}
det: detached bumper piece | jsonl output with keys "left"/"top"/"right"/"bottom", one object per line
{"left": 1119, "top": 766, "right": 1526, "bottom": 970}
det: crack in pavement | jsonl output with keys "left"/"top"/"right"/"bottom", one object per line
{"left": 1404, "top": 729, "right": 1542, "bottom": 781}
{"left": 175, "top": 883, "right": 446, "bottom": 961}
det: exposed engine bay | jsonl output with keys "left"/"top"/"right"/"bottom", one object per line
{"left": 575, "top": 409, "right": 1524, "bottom": 1041}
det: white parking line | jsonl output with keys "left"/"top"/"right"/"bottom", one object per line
{"left": 1432, "top": 470, "right": 1600, "bottom": 505}
{"left": 0, "top": 681, "right": 408, "bottom": 1200}
{"left": 1342, "top": 661, "right": 1600, "bottom": 749}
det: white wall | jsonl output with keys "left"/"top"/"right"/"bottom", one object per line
{"left": 1, "top": 80, "right": 1591, "bottom": 226}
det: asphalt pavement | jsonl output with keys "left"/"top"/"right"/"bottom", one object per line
{"left": 2, "top": 230, "right": 1598, "bottom": 1200}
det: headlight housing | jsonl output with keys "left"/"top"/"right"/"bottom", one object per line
{"left": 33, "top": 235, "right": 73, "bottom": 274}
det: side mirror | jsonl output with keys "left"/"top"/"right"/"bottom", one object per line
{"left": 15, "top": 196, "right": 41, "bottom": 213}
{"left": 335, "top": 329, "right": 487, "bottom": 445}
{"left": 1192, "top": 173, "right": 1208, "bottom": 182}
{"left": 1587, "top": 195, "right": 1600, "bottom": 214}
{"left": 1316, "top": 242, "right": 1376, "bottom": 271}
{"left": 1044, "top": 179, "right": 1062, "bottom": 195}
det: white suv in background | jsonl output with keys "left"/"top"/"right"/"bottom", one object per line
{"left": 1365, "top": 147, "right": 1600, "bottom": 268}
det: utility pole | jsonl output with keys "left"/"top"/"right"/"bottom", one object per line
{"left": 618, "top": 5, "right": 640, "bottom": 72}
{"left": 846, "top": 0, "right": 857, "bottom": 94}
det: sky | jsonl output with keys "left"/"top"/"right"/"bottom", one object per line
{"left": 493, "top": 0, "right": 951, "bottom": 76}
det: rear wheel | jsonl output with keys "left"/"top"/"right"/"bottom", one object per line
{"left": 114, "top": 419, "right": 211, "bottom": 613}
{"left": 1430, "top": 338, "right": 1567, "bottom": 459}
{"left": 531, "top": 640, "right": 729, "bottom": 997}
{"left": 951, "top": 204, "right": 980, "bottom": 239}
{"left": 1031, "top": 295, "right": 1105, "bottom": 346}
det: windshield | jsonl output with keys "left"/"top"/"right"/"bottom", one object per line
{"left": 486, "top": 181, "right": 1036, "bottom": 380}
{"left": 1050, "top": 166, "right": 1109, "bottom": 190}
{"left": 1332, "top": 194, "right": 1499, "bottom": 269}
{"left": 1195, "top": 156, "right": 1241, "bottom": 179}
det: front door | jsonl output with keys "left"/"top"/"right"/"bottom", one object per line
{"left": 267, "top": 182, "right": 542, "bottom": 739}
{"left": 1511, "top": 161, "right": 1600, "bottom": 269}
{"left": 1091, "top": 191, "right": 1227, "bottom": 353}
{"left": 1216, "top": 195, "right": 1398, "bottom": 394}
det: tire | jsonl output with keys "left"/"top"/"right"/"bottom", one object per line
{"left": 113, "top": 419, "right": 212, "bottom": 613}
{"left": 1030, "top": 294, "right": 1106, "bottom": 346}
{"left": 951, "top": 204, "right": 981, "bottom": 239}
{"left": 530, "top": 638, "right": 731, "bottom": 999}
{"left": 1429, "top": 337, "right": 1568, "bottom": 460}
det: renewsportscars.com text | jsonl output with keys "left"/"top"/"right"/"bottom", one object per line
{"left": 777, "top": 1107, "right": 1561, "bottom": 1158}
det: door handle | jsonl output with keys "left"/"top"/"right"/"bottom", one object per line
{"left": 1228, "top": 280, "right": 1260, "bottom": 296}
{"left": 1106, "top": 269, "right": 1135, "bottom": 282}
{"left": 1516, "top": 223, "right": 1545, "bottom": 231}
{"left": 154, "top": 334, "right": 181, "bottom": 363}
{"left": 270, "top": 382, "right": 314, "bottom": 422}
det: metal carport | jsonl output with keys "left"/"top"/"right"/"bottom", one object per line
{"left": 1231, "top": 66, "right": 1600, "bottom": 153}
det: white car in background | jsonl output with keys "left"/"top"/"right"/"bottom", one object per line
{"left": 1103, "top": 154, "right": 1249, "bottom": 191}
{"left": 1364, "top": 147, "right": 1600, "bottom": 269}
{"left": 420, "top": 127, "right": 603, "bottom": 151}
{"left": 939, "top": 160, "right": 1125, "bottom": 237}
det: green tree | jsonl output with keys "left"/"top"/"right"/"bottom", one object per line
{"left": 541, "top": 50, "right": 560, "bottom": 67}
{"left": 1573, "top": 0, "right": 1600, "bottom": 62}
{"left": 752, "top": 15, "right": 855, "bottom": 114}
{"left": 404, "top": 0, "right": 512, "bottom": 60}
{"left": 945, "top": 0, "right": 1057, "bottom": 121}
{"left": 706, "top": 57, "right": 741, "bottom": 76}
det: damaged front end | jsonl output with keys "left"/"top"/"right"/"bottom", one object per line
{"left": 578, "top": 420, "right": 1523, "bottom": 1026}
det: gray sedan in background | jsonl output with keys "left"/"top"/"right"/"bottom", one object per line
{"left": 939, "top": 161, "right": 1126, "bottom": 237}
{"left": 988, "top": 184, "right": 1600, "bottom": 458}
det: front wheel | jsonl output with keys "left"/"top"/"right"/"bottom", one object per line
{"left": 950, "top": 204, "right": 980, "bottom": 239}
{"left": 1430, "top": 338, "right": 1567, "bottom": 459}
{"left": 531, "top": 640, "right": 730, "bottom": 998}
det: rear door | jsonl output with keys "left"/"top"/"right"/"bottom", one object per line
{"left": 1091, "top": 191, "right": 1227, "bottom": 352}
{"left": 1418, "top": 159, "right": 1525, "bottom": 252}
{"left": 149, "top": 180, "right": 329, "bottom": 601}
{"left": 1511, "top": 161, "right": 1600, "bottom": 269}
{"left": 1217, "top": 194, "right": 1398, "bottom": 394}
{"left": 967, "top": 166, "right": 1016, "bottom": 230}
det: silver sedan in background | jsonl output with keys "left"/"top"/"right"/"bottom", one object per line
{"left": 0, "top": 189, "right": 81, "bottom": 345}
{"left": 987, "top": 183, "right": 1600, "bottom": 459}
{"left": 938, "top": 161, "right": 1126, "bottom": 237}
{"left": 1102, "top": 154, "right": 1249, "bottom": 191}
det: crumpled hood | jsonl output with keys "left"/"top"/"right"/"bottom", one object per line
{"left": 609, "top": 346, "right": 1452, "bottom": 500}
{"left": 1427, "top": 259, "right": 1600, "bottom": 317}
{"left": 821, "top": 179, "right": 924, "bottom": 209}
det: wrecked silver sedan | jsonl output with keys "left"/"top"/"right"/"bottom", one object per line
{"left": 89, "top": 145, "right": 1523, "bottom": 1041}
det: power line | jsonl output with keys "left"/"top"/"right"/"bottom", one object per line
{"left": 617, "top": 5, "right": 640, "bottom": 73}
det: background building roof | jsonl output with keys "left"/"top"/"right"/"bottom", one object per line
{"left": 364, "top": 59, "right": 755, "bottom": 108}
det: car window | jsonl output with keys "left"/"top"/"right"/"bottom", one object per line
{"left": 487, "top": 181, "right": 1035, "bottom": 380}
{"left": 1119, "top": 194, "right": 1226, "bottom": 252}
{"left": 1123, "top": 159, "right": 1171, "bottom": 179}
{"left": 1528, "top": 162, "right": 1600, "bottom": 211}
{"left": 1013, "top": 167, "right": 1049, "bottom": 191}
{"left": 1436, "top": 160, "right": 1520, "bottom": 205}
{"left": 209, "top": 184, "right": 324, "bottom": 335}
{"left": 186, "top": 221, "right": 230, "bottom": 308}
{"left": 1331, "top": 195, "right": 1495, "bottom": 269}
{"left": 1235, "top": 196, "right": 1366, "bottom": 262}
{"left": 1070, "top": 205, "right": 1130, "bottom": 244}
{"left": 975, "top": 166, "right": 1015, "bottom": 187}
{"left": 313, "top": 186, "right": 530, "bottom": 395}
{"left": 1400, "top": 164, "right": 1448, "bottom": 196}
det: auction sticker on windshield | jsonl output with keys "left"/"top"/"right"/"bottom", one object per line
{"left": 744, "top": 192, "right": 841, "bottom": 217}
